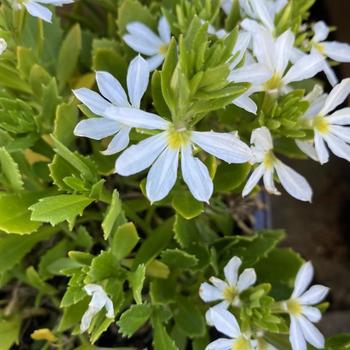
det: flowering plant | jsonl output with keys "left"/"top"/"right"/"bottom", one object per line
{"left": 0, "top": 0, "right": 349, "bottom": 349}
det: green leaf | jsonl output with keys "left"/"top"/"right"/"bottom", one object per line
{"left": 30, "top": 195, "right": 94, "bottom": 226}
{"left": 0, "top": 317, "right": 20, "bottom": 350}
{"left": 173, "top": 215, "right": 199, "bottom": 248}
{"left": 117, "top": 304, "right": 152, "bottom": 338}
{"left": 58, "top": 299, "right": 89, "bottom": 332}
{"left": 161, "top": 249, "right": 198, "bottom": 269}
{"left": 128, "top": 264, "right": 146, "bottom": 305}
{"left": 0, "top": 147, "right": 24, "bottom": 192}
{"left": 150, "top": 277, "right": 176, "bottom": 305}
{"left": 214, "top": 163, "right": 251, "bottom": 192}
{"left": 26, "top": 266, "right": 56, "bottom": 295}
{"left": 112, "top": 222, "right": 140, "bottom": 260}
{"left": 326, "top": 334, "right": 350, "bottom": 350}
{"left": 53, "top": 103, "right": 78, "bottom": 147}
{"left": 57, "top": 24, "right": 82, "bottom": 89}
{"left": 0, "top": 192, "right": 43, "bottom": 234}
{"left": 172, "top": 189, "right": 204, "bottom": 220}
{"left": 153, "top": 315, "right": 179, "bottom": 350}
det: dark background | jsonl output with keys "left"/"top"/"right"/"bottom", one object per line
{"left": 271, "top": 0, "right": 350, "bottom": 334}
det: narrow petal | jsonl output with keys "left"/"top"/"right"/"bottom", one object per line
{"left": 158, "top": 16, "right": 171, "bottom": 43}
{"left": 263, "top": 167, "right": 281, "bottom": 195}
{"left": 231, "top": 31, "right": 251, "bottom": 69}
{"left": 73, "top": 88, "right": 111, "bottom": 116}
{"left": 84, "top": 284, "right": 104, "bottom": 295}
{"left": 274, "top": 30, "right": 295, "bottom": 75}
{"left": 205, "top": 302, "right": 229, "bottom": 326}
{"left": 199, "top": 283, "right": 223, "bottom": 302}
{"left": 147, "top": 55, "right": 164, "bottom": 71}
{"left": 313, "top": 21, "right": 330, "bottom": 43}
{"left": 102, "top": 127, "right": 131, "bottom": 155}
{"left": 292, "top": 262, "right": 314, "bottom": 299}
{"left": 96, "top": 71, "right": 130, "bottom": 107}
{"left": 329, "top": 125, "right": 350, "bottom": 143}
{"left": 123, "top": 34, "right": 159, "bottom": 56}
{"left": 221, "top": 0, "right": 232, "bottom": 15}
{"left": 224, "top": 257, "right": 242, "bottom": 287}
{"left": 302, "top": 306, "right": 322, "bottom": 323}
{"left": 274, "top": 160, "right": 313, "bottom": 202}
{"left": 249, "top": 0, "right": 274, "bottom": 32}
{"left": 237, "top": 268, "right": 257, "bottom": 292}
{"left": 74, "top": 118, "right": 121, "bottom": 140}
{"left": 295, "top": 140, "right": 319, "bottom": 162}
{"left": 181, "top": 145, "right": 213, "bottom": 202}
{"left": 327, "top": 108, "right": 350, "bottom": 125}
{"left": 298, "top": 316, "right": 325, "bottom": 349}
{"left": 127, "top": 56, "right": 150, "bottom": 108}
{"left": 242, "top": 164, "right": 265, "bottom": 197}
{"left": 299, "top": 285, "right": 330, "bottom": 305}
{"left": 207, "top": 308, "right": 241, "bottom": 339}
{"left": 324, "top": 133, "right": 350, "bottom": 162}
{"left": 314, "top": 132, "right": 330, "bottom": 164}
{"left": 209, "top": 277, "right": 229, "bottom": 292}
{"left": 289, "top": 317, "right": 307, "bottom": 350}
{"left": 205, "top": 338, "right": 233, "bottom": 350}
{"left": 191, "top": 131, "right": 252, "bottom": 164}
{"left": 25, "top": 1, "right": 52, "bottom": 22}
{"left": 233, "top": 93, "right": 258, "bottom": 114}
{"left": 323, "top": 61, "right": 338, "bottom": 87}
{"left": 146, "top": 147, "right": 179, "bottom": 202}
{"left": 250, "top": 127, "right": 273, "bottom": 151}
{"left": 115, "top": 133, "right": 167, "bottom": 176}
{"left": 80, "top": 308, "right": 96, "bottom": 333}
{"left": 251, "top": 27, "right": 275, "bottom": 70}
{"left": 105, "top": 298, "right": 115, "bottom": 318}
{"left": 324, "top": 42, "right": 350, "bottom": 62}
{"left": 229, "top": 63, "right": 272, "bottom": 85}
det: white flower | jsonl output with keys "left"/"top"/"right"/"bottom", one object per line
{"left": 106, "top": 109, "right": 251, "bottom": 203}
{"left": 73, "top": 56, "right": 151, "bottom": 155}
{"left": 80, "top": 284, "right": 114, "bottom": 333}
{"left": 284, "top": 262, "right": 329, "bottom": 350}
{"left": 199, "top": 256, "right": 256, "bottom": 310}
{"left": 205, "top": 308, "right": 254, "bottom": 350}
{"left": 230, "top": 27, "right": 324, "bottom": 95}
{"left": 242, "top": 127, "right": 313, "bottom": 202}
{"left": 297, "top": 79, "right": 350, "bottom": 164}
{"left": 311, "top": 21, "right": 350, "bottom": 86}
{"left": 0, "top": 38, "right": 7, "bottom": 55}
{"left": 16, "top": 0, "right": 74, "bottom": 23}
{"left": 123, "top": 16, "right": 171, "bottom": 71}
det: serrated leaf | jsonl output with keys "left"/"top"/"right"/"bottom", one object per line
{"left": 172, "top": 189, "right": 204, "bottom": 220}
{"left": 128, "top": 264, "right": 146, "bottom": 305}
{"left": 0, "top": 147, "right": 24, "bottom": 192}
{"left": 0, "top": 317, "right": 21, "bottom": 350}
{"left": 53, "top": 103, "right": 78, "bottom": 147}
{"left": 173, "top": 215, "right": 199, "bottom": 248}
{"left": 214, "top": 163, "right": 251, "bottom": 193}
{"left": 153, "top": 315, "right": 179, "bottom": 350}
{"left": 112, "top": 222, "right": 139, "bottom": 260}
{"left": 161, "top": 249, "right": 198, "bottom": 269}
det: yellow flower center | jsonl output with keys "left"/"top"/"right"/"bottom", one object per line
{"left": 313, "top": 115, "right": 329, "bottom": 134}
{"left": 287, "top": 299, "right": 303, "bottom": 316}
{"left": 232, "top": 336, "right": 252, "bottom": 350}
{"left": 223, "top": 286, "right": 237, "bottom": 304}
{"left": 314, "top": 43, "right": 325, "bottom": 54}
{"left": 263, "top": 151, "right": 276, "bottom": 169}
{"left": 264, "top": 73, "right": 282, "bottom": 91}
{"left": 159, "top": 43, "right": 169, "bottom": 56}
{"left": 167, "top": 127, "right": 191, "bottom": 149}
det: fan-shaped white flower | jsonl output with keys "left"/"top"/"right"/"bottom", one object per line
{"left": 311, "top": 21, "right": 350, "bottom": 86}
{"left": 15, "top": 0, "right": 74, "bottom": 23}
{"left": 242, "top": 127, "right": 313, "bottom": 202}
{"left": 283, "top": 262, "right": 329, "bottom": 350}
{"left": 106, "top": 108, "right": 251, "bottom": 203}
{"left": 73, "top": 56, "right": 152, "bottom": 155}
{"left": 205, "top": 308, "right": 254, "bottom": 350}
{"left": 0, "top": 38, "right": 7, "bottom": 55}
{"left": 123, "top": 16, "right": 171, "bottom": 71}
{"left": 80, "top": 284, "right": 114, "bottom": 333}
{"left": 297, "top": 79, "right": 350, "bottom": 164}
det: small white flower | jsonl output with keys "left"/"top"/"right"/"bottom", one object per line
{"left": 74, "top": 56, "right": 152, "bottom": 155}
{"left": 205, "top": 308, "right": 254, "bottom": 350}
{"left": 80, "top": 284, "right": 114, "bottom": 333}
{"left": 0, "top": 38, "right": 7, "bottom": 55}
{"left": 199, "top": 256, "right": 256, "bottom": 311}
{"left": 242, "top": 127, "right": 313, "bottom": 202}
{"left": 123, "top": 16, "right": 171, "bottom": 71}
{"left": 311, "top": 21, "right": 350, "bottom": 86}
{"left": 297, "top": 79, "right": 350, "bottom": 164}
{"left": 16, "top": 0, "right": 74, "bottom": 23}
{"left": 106, "top": 109, "right": 251, "bottom": 203}
{"left": 283, "top": 262, "right": 329, "bottom": 350}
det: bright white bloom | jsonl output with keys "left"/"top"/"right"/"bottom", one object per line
{"left": 80, "top": 284, "right": 114, "bottom": 333}
{"left": 230, "top": 27, "right": 324, "bottom": 95}
{"left": 297, "top": 79, "right": 350, "bottom": 164}
{"left": 0, "top": 38, "right": 7, "bottom": 55}
{"left": 199, "top": 256, "right": 256, "bottom": 310}
{"left": 243, "top": 127, "right": 313, "bottom": 202}
{"left": 123, "top": 17, "right": 171, "bottom": 71}
{"left": 311, "top": 21, "right": 350, "bottom": 86}
{"left": 284, "top": 262, "right": 329, "bottom": 350}
{"left": 15, "top": 0, "right": 74, "bottom": 23}
{"left": 106, "top": 109, "right": 251, "bottom": 203}
{"left": 73, "top": 56, "right": 151, "bottom": 155}
{"left": 205, "top": 308, "right": 254, "bottom": 350}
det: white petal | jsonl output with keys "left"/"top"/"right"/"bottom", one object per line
{"left": 329, "top": 125, "right": 350, "bottom": 143}
{"left": 231, "top": 31, "right": 251, "bottom": 69}
{"left": 302, "top": 306, "right": 322, "bottom": 323}
{"left": 283, "top": 53, "right": 324, "bottom": 85}
{"left": 205, "top": 339, "right": 233, "bottom": 350}
{"left": 324, "top": 133, "right": 350, "bottom": 162}
{"left": 233, "top": 93, "right": 258, "bottom": 114}
{"left": 250, "top": 127, "right": 273, "bottom": 151}
{"left": 181, "top": 145, "right": 213, "bottom": 202}
{"left": 209, "top": 277, "right": 229, "bottom": 292}
{"left": 158, "top": 16, "right": 171, "bottom": 43}
{"left": 146, "top": 147, "right": 179, "bottom": 202}
{"left": 295, "top": 140, "right": 319, "bottom": 162}
{"left": 84, "top": 284, "right": 104, "bottom": 295}
{"left": 74, "top": 118, "right": 121, "bottom": 140}
{"left": 305, "top": 93, "right": 328, "bottom": 119}
{"left": 73, "top": 88, "right": 111, "bottom": 116}
{"left": 299, "top": 285, "right": 330, "bottom": 305}
{"left": 105, "top": 298, "right": 115, "bottom": 318}
{"left": 96, "top": 71, "right": 130, "bottom": 107}
{"left": 314, "top": 132, "right": 330, "bottom": 164}
{"left": 313, "top": 21, "right": 330, "bottom": 43}
{"left": 327, "top": 108, "right": 350, "bottom": 125}
{"left": 105, "top": 106, "right": 169, "bottom": 130}
{"left": 320, "top": 78, "right": 350, "bottom": 116}
{"left": 25, "top": 1, "right": 52, "bottom": 22}
{"left": 242, "top": 163, "right": 265, "bottom": 197}
{"left": 205, "top": 302, "right": 229, "bottom": 326}
{"left": 298, "top": 315, "right": 325, "bottom": 349}
{"left": 102, "top": 127, "right": 131, "bottom": 155}
{"left": 127, "top": 56, "right": 150, "bottom": 108}
{"left": 123, "top": 34, "right": 159, "bottom": 56}
{"left": 224, "top": 257, "right": 242, "bottom": 287}
{"left": 207, "top": 308, "right": 241, "bottom": 339}
{"left": 191, "top": 131, "right": 252, "bottom": 164}
{"left": 229, "top": 63, "right": 272, "bottom": 85}
{"left": 147, "top": 55, "right": 164, "bottom": 71}
{"left": 80, "top": 308, "right": 96, "bottom": 333}
{"left": 323, "top": 61, "right": 338, "bottom": 87}
{"left": 263, "top": 167, "right": 281, "bottom": 195}
{"left": 292, "top": 262, "right": 314, "bottom": 299}
{"left": 323, "top": 41, "right": 350, "bottom": 62}
{"left": 237, "top": 268, "right": 257, "bottom": 292}
{"left": 249, "top": 0, "right": 274, "bottom": 32}
{"left": 290, "top": 47, "right": 306, "bottom": 64}
{"left": 115, "top": 132, "right": 167, "bottom": 176}
{"left": 199, "top": 283, "right": 223, "bottom": 302}
{"left": 251, "top": 27, "right": 275, "bottom": 70}
{"left": 221, "top": 0, "right": 232, "bottom": 15}
{"left": 289, "top": 317, "right": 307, "bottom": 350}
{"left": 274, "top": 30, "right": 295, "bottom": 75}
{"left": 274, "top": 160, "right": 312, "bottom": 202}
